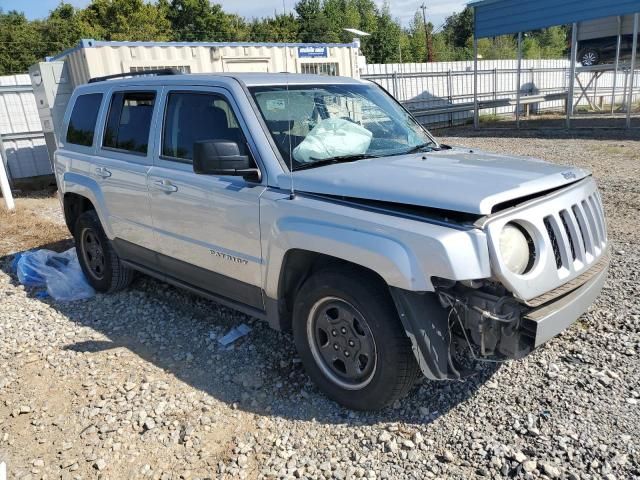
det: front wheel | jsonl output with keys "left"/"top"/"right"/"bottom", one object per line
{"left": 292, "top": 267, "right": 421, "bottom": 410}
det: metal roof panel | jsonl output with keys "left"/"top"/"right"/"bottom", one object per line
{"left": 471, "top": 0, "right": 640, "bottom": 38}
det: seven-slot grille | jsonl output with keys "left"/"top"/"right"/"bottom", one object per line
{"left": 542, "top": 190, "right": 607, "bottom": 273}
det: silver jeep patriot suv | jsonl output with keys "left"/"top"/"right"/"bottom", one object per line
{"left": 56, "top": 71, "right": 609, "bottom": 410}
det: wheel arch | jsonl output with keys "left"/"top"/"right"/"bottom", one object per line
{"left": 272, "top": 249, "right": 391, "bottom": 332}
{"left": 63, "top": 192, "right": 95, "bottom": 234}
{"left": 60, "top": 172, "right": 113, "bottom": 238}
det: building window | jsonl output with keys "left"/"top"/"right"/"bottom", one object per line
{"left": 300, "top": 63, "right": 339, "bottom": 76}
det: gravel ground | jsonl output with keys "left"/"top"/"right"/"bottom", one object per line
{"left": 1, "top": 130, "right": 639, "bottom": 480}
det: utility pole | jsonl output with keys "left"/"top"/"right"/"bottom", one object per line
{"left": 420, "top": 3, "right": 434, "bottom": 62}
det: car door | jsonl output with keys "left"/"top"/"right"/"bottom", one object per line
{"left": 147, "top": 87, "right": 266, "bottom": 309}
{"left": 93, "top": 86, "right": 160, "bottom": 259}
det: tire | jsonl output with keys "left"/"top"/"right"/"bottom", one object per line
{"left": 292, "top": 266, "right": 421, "bottom": 410}
{"left": 74, "top": 210, "right": 134, "bottom": 293}
{"left": 580, "top": 49, "right": 600, "bottom": 66}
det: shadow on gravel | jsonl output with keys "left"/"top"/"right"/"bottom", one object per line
{"left": 1, "top": 242, "right": 500, "bottom": 426}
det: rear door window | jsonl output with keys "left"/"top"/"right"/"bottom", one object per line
{"left": 66, "top": 93, "right": 103, "bottom": 147}
{"left": 103, "top": 91, "right": 156, "bottom": 154}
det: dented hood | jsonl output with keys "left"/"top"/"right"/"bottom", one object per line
{"left": 277, "top": 147, "right": 590, "bottom": 215}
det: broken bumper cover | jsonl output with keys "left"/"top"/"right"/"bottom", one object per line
{"left": 390, "top": 258, "right": 609, "bottom": 381}
{"left": 523, "top": 258, "right": 609, "bottom": 348}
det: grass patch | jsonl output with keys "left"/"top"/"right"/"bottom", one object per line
{"left": 479, "top": 113, "right": 504, "bottom": 124}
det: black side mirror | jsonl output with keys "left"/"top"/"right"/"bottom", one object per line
{"left": 193, "top": 140, "right": 260, "bottom": 181}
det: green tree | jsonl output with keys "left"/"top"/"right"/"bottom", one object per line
{"left": 295, "top": 0, "right": 333, "bottom": 42}
{"left": 80, "top": 0, "right": 171, "bottom": 41}
{"left": 166, "top": 0, "right": 242, "bottom": 41}
{"left": 353, "top": 0, "right": 377, "bottom": 34}
{"left": 39, "top": 3, "right": 97, "bottom": 55}
{"left": 442, "top": 6, "right": 473, "bottom": 50}
{"left": 538, "top": 26, "right": 567, "bottom": 58}
{"left": 367, "top": 2, "right": 402, "bottom": 63}
{"left": 522, "top": 35, "right": 542, "bottom": 59}
{"left": 477, "top": 35, "right": 517, "bottom": 60}
{"left": 249, "top": 14, "right": 299, "bottom": 42}
{"left": 0, "top": 10, "right": 43, "bottom": 74}
{"left": 405, "top": 11, "right": 428, "bottom": 62}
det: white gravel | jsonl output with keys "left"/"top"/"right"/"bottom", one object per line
{"left": 1, "top": 129, "right": 639, "bottom": 479}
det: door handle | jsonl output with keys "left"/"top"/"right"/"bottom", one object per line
{"left": 95, "top": 167, "right": 112, "bottom": 178}
{"left": 153, "top": 179, "right": 178, "bottom": 193}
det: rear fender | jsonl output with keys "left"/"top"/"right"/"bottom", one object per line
{"left": 61, "top": 172, "right": 113, "bottom": 238}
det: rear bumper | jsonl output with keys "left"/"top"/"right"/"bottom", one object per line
{"left": 524, "top": 257, "right": 609, "bottom": 347}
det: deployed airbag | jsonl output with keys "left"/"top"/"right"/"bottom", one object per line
{"left": 293, "top": 118, "right": 372, "bottom": 163}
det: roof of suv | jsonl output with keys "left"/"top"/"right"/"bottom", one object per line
{"left": 84, "top": 73, "right": 368, "bottom": 89}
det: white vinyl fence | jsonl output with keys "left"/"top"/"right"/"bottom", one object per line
{"left": 363, "top": 59, "right": 640, "bottom": 127}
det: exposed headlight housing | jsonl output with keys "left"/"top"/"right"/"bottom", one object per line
{"left": 499, "top": 223, "right": 532, "bottom": 275}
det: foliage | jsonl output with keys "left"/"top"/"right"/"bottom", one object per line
{"left": 249, "top": 14, "right": 299, "bottom": 42}
{"left": 79, "top": 0, "right": 172, "bottom": 41}
{"left": 166, "top": 0, "right": 245, "bottom": 41}
{"left": 0, "top": 0, "right": 570, "bottom": 75}
{"left": 0, "top": 10, "right": 44, "bottom": 75}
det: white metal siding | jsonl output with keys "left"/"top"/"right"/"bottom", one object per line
{"left": 3, "top": 137, "right": 50, "bottom": 179}
{"left": 0, "top": 74, "right": 52, "bottom": 180}
{"left": 61, "top": 43, "right": 358, "bottom": 85}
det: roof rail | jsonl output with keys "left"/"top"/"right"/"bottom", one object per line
{"left": 88, "top": 68, "right": 181, "bottom": 84}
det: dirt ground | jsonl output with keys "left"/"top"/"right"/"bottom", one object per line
{"left": 0, "top": 190, "right": 70, "bottom": 257}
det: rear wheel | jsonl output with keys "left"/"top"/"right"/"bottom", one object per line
{"left": 75, "top": 210, "right": 134, "bottom": 293}
{"left": 292, "top": 267, "right": 421, "bottom": 410}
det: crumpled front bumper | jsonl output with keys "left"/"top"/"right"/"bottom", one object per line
{"left": 390, "top": 257, "right": 609, "bottom": 381}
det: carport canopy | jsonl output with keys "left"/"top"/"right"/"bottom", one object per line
{"left": 469, "top": 0, "right": 640, "bottom": 38}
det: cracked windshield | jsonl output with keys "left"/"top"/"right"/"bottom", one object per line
{"left": 250, "top": 84, "right": 437, "bottom": 170}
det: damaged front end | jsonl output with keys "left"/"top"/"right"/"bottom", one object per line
{"left": 390, "top": 257, "right": 608, "bottom": 381}
{"left": 390, "top": 282, "right": 533, "bottom": 382}
{"left": 436, "top": 282, "right": 533, "bottom": 361}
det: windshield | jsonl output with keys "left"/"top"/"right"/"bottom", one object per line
{"left": 249, "top": 83, "right": 437, "bottom": 170}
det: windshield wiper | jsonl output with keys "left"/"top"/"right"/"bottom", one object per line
{"left": 294, "top": 154, "right": 377, "bottom": 171}
{"left": 401, "top": 142, "right": 438, "bottom": 155}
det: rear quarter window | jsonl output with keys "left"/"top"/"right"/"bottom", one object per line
{"left": 66, "top": 93, "right": 103, "bottom": 147}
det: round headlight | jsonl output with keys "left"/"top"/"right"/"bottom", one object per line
{"left": 499, "top": 223, "right": 531, "bottom": 274}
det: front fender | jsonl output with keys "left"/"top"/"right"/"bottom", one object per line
{"left": 263, "top": 216, "right": 429, "bottom": 298}
{"left": 61, "top": 172, "right": 114, "bottom": 238}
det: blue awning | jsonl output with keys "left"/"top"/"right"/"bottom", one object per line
{"left": 470, "top": 0, "right": 640, "bottom": 38}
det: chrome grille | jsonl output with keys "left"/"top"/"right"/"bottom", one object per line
{"left": 542, "top": 191, "right": 607, "bottom": 273}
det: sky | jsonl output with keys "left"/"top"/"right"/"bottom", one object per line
{"left": 1, "top": 0, "right": 468, "bottom": 28}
